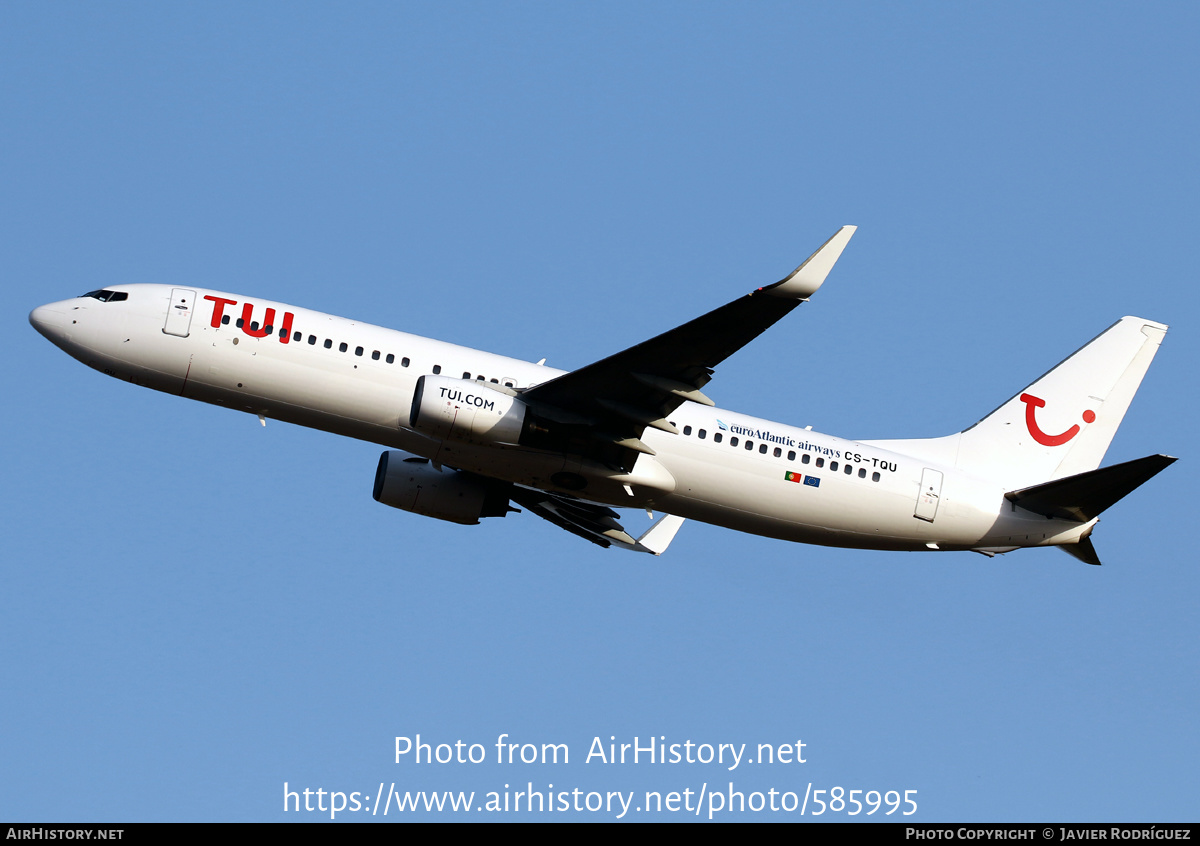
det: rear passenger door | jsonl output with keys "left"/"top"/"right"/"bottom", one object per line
{"left": 913, "top": 468, "right": 943, "bottom": 522}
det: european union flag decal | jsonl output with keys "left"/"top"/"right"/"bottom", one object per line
{"left": 803, "top": 475, "right": 821, "bottom": 488}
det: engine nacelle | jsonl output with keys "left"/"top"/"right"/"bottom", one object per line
{"left": 409, "top": 375, "right": 527, "bottom": 446}
{"left": 372, "top": 451, "right": 511, "bottom": 525}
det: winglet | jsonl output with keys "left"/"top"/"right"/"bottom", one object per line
{"left": 762, "top": 225, "right": 857, "bottom": 300}
{"left": 630, "top": 514, "right": 686, "bottom": 555}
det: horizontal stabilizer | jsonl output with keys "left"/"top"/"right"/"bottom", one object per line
{"left": 1005, "top": 454, "right": 1176, "bottom": 522}
{"left": 1059, "top": 535, "right": 1102, "bottom": 566}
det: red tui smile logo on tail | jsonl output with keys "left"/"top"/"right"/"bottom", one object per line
{"left": 1020, "top": 393, "right": 1096, "bottom": 446}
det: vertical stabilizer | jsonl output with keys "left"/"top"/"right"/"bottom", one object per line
{"left": 952, "top": 316, "right": 1167, "bottom": 489}
{"left": 865, "top": 316, "right": 1169, "bottom": 491}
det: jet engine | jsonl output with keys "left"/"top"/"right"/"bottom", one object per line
{"left": 372, "top": 451, "right": 512, "bottom": 525}
{"left": 408, "top": 375, "right": 527, "bottom": 446}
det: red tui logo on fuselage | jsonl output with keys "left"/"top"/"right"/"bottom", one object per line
{"left": 204, "top": 296, "right": 294, "bottom": 343}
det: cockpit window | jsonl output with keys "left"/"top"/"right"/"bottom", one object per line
{"left": 81, "top": 289, "right": 128, "bottom": 302}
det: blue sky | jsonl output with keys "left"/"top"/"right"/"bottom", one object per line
{"left": 4, "top": 2, "right": 1197, "bottom": 822}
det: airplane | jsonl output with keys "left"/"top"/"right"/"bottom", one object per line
{"left": 28, "top": 226, "right": 1174, "bottom": 563}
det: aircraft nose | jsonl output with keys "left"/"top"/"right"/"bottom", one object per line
{"left": 29, "top": 302, "right": 68, "bottom": 341}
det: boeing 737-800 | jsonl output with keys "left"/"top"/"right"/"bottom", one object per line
{"left": 29, "top": 227, "right": 1173, "bottom": 563}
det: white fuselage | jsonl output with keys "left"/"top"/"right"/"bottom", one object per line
{"left": 29, "top": 284, "right": 1089, "bottom": 553}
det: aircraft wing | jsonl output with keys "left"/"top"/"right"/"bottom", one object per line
{"left": 510, "top": 487, "right": 686, "bottom": 554}
{"left": 519, "top": 226, "right": 855, "bottom": 463}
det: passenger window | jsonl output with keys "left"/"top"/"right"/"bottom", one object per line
{"left": 433, "top": 365, "right": 441, "bottom": 375}
{"left": 503, "top": 381, "right": 513, "bottom": 387}
{"left": 745, "top": 440, "right": 754, "bottom": 451}
{"left": 401, "top": 357, "right": 410, "bottom": 367}
{"left": 816, "top": 458, "right": 824, "bottom": 468}
{"left": 698, "top": 429, "right": 707, "bottom": 439}
{"left": 773, "top": 447, "right": 781, "bottom": 457}
{"left": 222, "top": 315, "right": 230, "bottom": 325}
{"left": 476, "top": 375, "right": 485, "bottom": 381}
{"left": 844, "top": 464, "right": 853, "bottom": 475}
{"left": 263, "top": 324, "right": 272, "bottom": 334}
{"left": 683, "top": 426, "right": 692, "bottom": 436}
{"left": 236, "top": 318, "right": 244, "bottom": 328}
{"left": 371, "top": 350, "right": 380, "bottom": 360}
{"left": 386, "top": 354, "right": 395, "bottom": 364}
{"left": 293, "top": 331, "right": 301, "bottom": 342}
{"left": 788, "top": 450, "right": 796, "bottom": 461}
{"left": 339, "top": 342, "right": 348, "bottom": 352}
{"left": 801, "top": 453, "right": 810, "bottom": 464}
{"left": 714, "top": 433, "right": 723, "bottom": 443}
{"left": 730, "top": 437, "right": 739, "bottom": 447}
{"left": 490, "top": 378, "right": 499, "bottom": 384}
{"left": 858, "top": 468, "right": 866, "bottom": 478}
{"left": 872, "top": 472, "right": 881, "bottom": 482}
{"left": 308, "top": 335, "right": 316, "bottom": 345}
{"left": 463, "top": 372, "right": 471, "bottom": 379}
{"left": 831, "top": 461, "right": 839, "bottom": 471}
{"left": 324, "top": 339, "right": 332, "bottom": 349}
{"left": 760, "top": 444, "right": 768, "bottom": 454}
{"left": 251, "top": 322, "right": 260, "bottom": 331}
{"left": 355, "top": 346, "right": 363, "bottom": 356}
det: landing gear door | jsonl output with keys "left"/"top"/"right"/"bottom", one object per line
{"left": 914, "top": 468, "right": 943, "bottom": 523}
{"left": 163, "top": 288, "right": 197, "bottom": 338}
